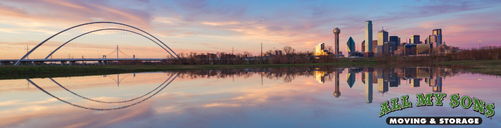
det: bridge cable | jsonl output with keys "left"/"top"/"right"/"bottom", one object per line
{"left": 44, "top": 28, "right": 173, "bottom": 59}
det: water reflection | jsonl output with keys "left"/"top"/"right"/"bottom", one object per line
{"left": 26, "top": 72, "right": 178, "bottom": 111}
{"left": 2, "top": 66, "right": 498, "bottom": 127}
{"left": 29, "top": 67, "right": 459, "bottom": 111}
{"left": 174, "top": 67, "right": 458, "bottom": 103}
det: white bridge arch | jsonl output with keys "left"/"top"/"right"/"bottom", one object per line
{"left": 15, "top": 21, "right": 179, "bottom": 66}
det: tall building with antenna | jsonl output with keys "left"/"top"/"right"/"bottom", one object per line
{"left": 377, "top": 28, "right": 388, "bottom": 46}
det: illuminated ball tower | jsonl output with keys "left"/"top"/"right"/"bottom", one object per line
{"left": 333, "top": 27, "right": 341, "bottom": 55}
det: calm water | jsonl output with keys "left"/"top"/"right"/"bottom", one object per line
{"left": 0, "top": 67, "right": 500, "bottom": 127}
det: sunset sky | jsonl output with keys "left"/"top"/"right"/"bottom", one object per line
{"left": 0, "top": 0, "right": 500, "bottom": 59}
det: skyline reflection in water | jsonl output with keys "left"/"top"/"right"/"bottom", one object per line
{"left": 0, "top": 67, "right": 499, "bottom": 127}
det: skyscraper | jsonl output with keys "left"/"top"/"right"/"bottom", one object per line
{"left": 313, "top": 43, "right": 329, "bottom": 56}
{"left": 411, "top": 35, "right": 420, "bottom": 44}
{"left": 389, "top": 36, "right": 399, "bottom": 45}
{"left": 365, "top": 21, "right": 373, "bottom": 52}
{"left": 432, "top": 29, "right": 442, "bottom": 47}
{"left": 346, "top": 37, "right": 355, "bottom": 52}
{"left": 425, "top": 35, "right": 431, "bottom": 44}
{"left": 377, "top": 30, "right": 388, "bottom": 46}
{"left": 430, "top": 35, "right": 436, "bottom": 47}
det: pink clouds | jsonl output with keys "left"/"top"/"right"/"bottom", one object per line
{"left": 0, "top": 0, "right": 152, "bottom": 29}
{"left": 0, "top": 3, "right": 27, "bottom": 16}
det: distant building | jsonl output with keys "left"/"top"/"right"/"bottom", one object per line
{"left": 389, "top": 36, "right": 400, "bottom": 45}
{"left": 395, "top": 46, "right": 405, "bottom": 56}
{"left": 373, "top": 40, "right": 378, "bottom": 52}
{"left": 433, "top": 29, "right": 442, "bottom": 47}
{"left": 195, "top": 54, "right": 208, "bottom": 59}
{"left": 377, "top": 30, "right": 388, "bottom": 46}
{"left": 274, "top": 50, "right": 283, "bottom": 56}
{"left": 383, "top": 42, "right": 397, "bottom": 55}
{"left": 436, "top": 44, "right": 451, "bottom": 54}
{"left": 430, "top": 35, "right": 436, "bottom": 46}
{"left": 365, "top": 21, "right": 373, "bottom": 52}
{"left": 416, "top": 44, "right": 431, "bottom": 55}
{"left": 313, "top": 43, "right": 330, "bottom": 56}
{"left": 364, "top": 52, "right": 374, "bottom": 58}
{"left": 404, "top": 44, "right": 417, "bottom": 55}
{"left": 425, "top": 35, "right": 431, "bottom": 44}
{"left": 361, "top": 40, "right": 365, "bottom": 53}
{"left": 348, "top": 52, "right": 364, "bottom": 57}
{"left": 208, "top": 53, "right": 217, "bottom": 59}
{"left": 411, "top": 35, "right": 420, "bottom": 44}
{"left": 375, "top": 45, "right": 383, "bottom": 57}
{"left": 221, "top": 54, "right": 236, "bottom": 58}
{"left": 363, "top": 39, "right": 376, "bottom": 57}
{"left": 346, "top": 37, "right": 355, "bottom": 53}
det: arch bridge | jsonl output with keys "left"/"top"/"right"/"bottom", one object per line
{"left": 2, "top": 21, "right": 179, "bottom": 66}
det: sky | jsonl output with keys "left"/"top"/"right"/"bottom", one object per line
{"left": 0, "top": 0, "right": 500, "bottom": 59}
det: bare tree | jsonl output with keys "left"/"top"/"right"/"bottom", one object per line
{"left": 283, "top": 46, "right": 294, "bottom": 55}
{"left": 326, "top": 46, "right": 333, "bottom": 54}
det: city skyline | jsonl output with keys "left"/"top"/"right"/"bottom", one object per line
{"left": 0, "top": 0, "right": 500, "bottom": 59}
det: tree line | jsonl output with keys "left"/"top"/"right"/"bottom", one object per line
{"left": 117, "top": 45, "right": 501, "bottom": 65}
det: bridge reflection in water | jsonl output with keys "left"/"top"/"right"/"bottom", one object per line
{"left": 27, "top": 72, "right": 178, "bottom": 111}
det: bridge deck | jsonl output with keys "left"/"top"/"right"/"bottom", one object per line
{"left": 0, "top": 58, "right": 170, "bottom": 62}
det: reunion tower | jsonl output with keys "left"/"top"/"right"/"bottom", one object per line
{"left": 333, "top": 28, "right": 340, "bottom": 55}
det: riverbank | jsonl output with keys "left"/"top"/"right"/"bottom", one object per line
{"left": 1, "top": 59, "right": 500, "bottom": 80}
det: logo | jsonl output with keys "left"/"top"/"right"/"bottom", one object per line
{"left": 380, "top": 93, "right": 495, "bottom": 125}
